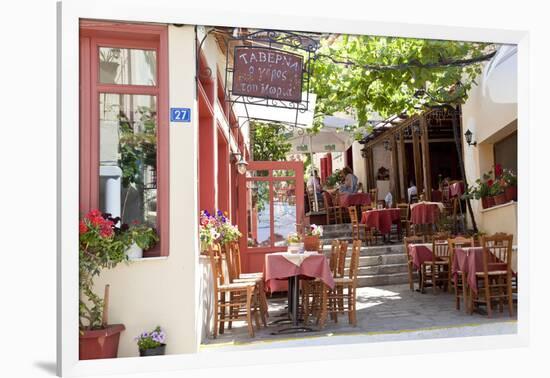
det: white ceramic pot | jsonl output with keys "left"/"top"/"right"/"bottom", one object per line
{"left": 288, "top": 242, "right": 304, "bottom": 254}
{"left": 126, "top": 242, "right": 143, "bottom": 260}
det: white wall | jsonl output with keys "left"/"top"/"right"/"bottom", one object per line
{"left": 461, "top": 47, "right": 517, "bottom": 236}
{"left": 93, "top": 25, "right": 200, "bottom": 357}
{"left": 351, "top": 141, "right": 366, "bottom": 188}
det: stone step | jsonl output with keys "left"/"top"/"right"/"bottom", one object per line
{"left": 320, "top": 244, "right": 405, "bottom": 257}
{"left": 355, "top": 254, "right": 408, "bottom": 267}
{"left": 345, "top": 263, "right": 409, "bottom": 276}
{"left": 356, "top": 272, "right": 412, "bottom": 287}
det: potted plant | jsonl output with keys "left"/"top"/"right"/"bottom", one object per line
{"left": 490, "top": 180, "right": 507, "bottom": 206}
{"left": 135, "top": 326, "right": 166, "bottom": 356}
{"left": 501, "top": 168, "right": 517, "bottom": 202}
{"left": 199, "top": 210, "right": 242, "bottom": 254}
{"left": 124, "top": 222, "right": 159, "bottom": 260}
{"left": 304, "top": 224, "right": 323, "bottom": 251}
{"left": 199, "top": 210, "right": 220, "bottom": 254}
{"left": 79, "top": 209, "right": 131, "bottom": 360}
{"left": 324, "top": 169, "right": 342, "bottom": 190}
{"left": 287, "top": 232, "right": 303, "bottom": 254}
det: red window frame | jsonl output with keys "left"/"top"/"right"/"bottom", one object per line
{"left": 79, "top": 20, "right": 169, "bottom": 257}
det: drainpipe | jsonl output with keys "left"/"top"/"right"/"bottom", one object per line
{"left": 451, "top": 105, "right": 478, "bottom": 233}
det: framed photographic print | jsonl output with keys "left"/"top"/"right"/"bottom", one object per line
{"left": 57, "top": 1, "right": 529, "bottom": 376}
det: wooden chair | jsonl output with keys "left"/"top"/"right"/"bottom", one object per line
{"left": 207, "top": 245, "right": 261, "bottom": 338}
{"left": 306, "top": 187, "right": 324, "bottom": 213}
{"left": 404, "top": 235, "right": 425, "bottom": 291}
{"left": 302, "top": 240, "right": 340, "bottom": 324}
{"left": 397, "top": 203, "right": 411, "bottom": 238}
{"left": 369, "top": 188, "right": 378, "bottom": 207}
{"left": 448, "top": 236, "right": 474, "bottom": 311}
{"left": 470, "top": 233, "right": 514, "bottom": 317}
{"left": 323, "top": 191, "right": 343, "bottom": 224}
{"left": 319, "top": 240, "right": 362, "bottom": 328}
{"left": 420, "top": 237, "right": 450, "bottom": 294}
{"left": 224, "top": 242, "right": 268, "bottom": 328}
{"left": 348, "top": 206, "right": 372, "bottom": 245}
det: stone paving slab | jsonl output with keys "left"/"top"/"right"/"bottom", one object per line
{"left": 201, "top": 284, "right": 517, "bottom": 347}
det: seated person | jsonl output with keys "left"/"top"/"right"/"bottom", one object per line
{"left": 339, "top": 166, "right": 359, "bottom": 194}
{"left": 384, "top": 191, "right": 393, "bottom": 208}
{"left": 307, "top": 169, "right": 322, "bottom": 195}
{"left": 407, "top": 180, "right": 417, "bottom": 203}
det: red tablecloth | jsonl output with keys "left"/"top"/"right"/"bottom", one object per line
{"left": 452, "top": 247, "right": 508, "bottom": 295}
{"left": 407, "top": 243, "right": 440, "bottom": 270}
{"left": 449, "top": 182, "right": 465, "bottom": 197}
{"left": 361, "top": 208, "right": 401, "bottom": 234}
{"left": 339, "top": 193, "right": 372, "bottom": 207}
{"left": 410, "top": 202, "right": 443, "bottom": 225}
{"left": 264, "top": 252, "right": 335, "bottom": 293}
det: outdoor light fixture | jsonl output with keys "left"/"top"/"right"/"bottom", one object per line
{"left": 236, "top": 155, "right": 248, "bottom": 175}
{"left": 464, "top": 129, "right": 477, "bottom": 146}
{"left": 383, "top": 139, "right": 391, "bottom": 151}
{"left": 412, "top": 123, "right": 421, "bottom": 135}
{"left": 360, "top": 147, "right": 368, "bottom": 158}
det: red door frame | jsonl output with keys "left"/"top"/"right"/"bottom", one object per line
{"left": 237, "top": 161, "right": 304, "bottom": 273}
{"left": 79, "top": 21, "right": 169, "bottom": 256}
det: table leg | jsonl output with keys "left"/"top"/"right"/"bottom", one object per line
{"left": 270, "top": 275, "right": 315, "bottom": 335}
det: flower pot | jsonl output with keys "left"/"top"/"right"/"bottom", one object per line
{"left": 493, "top": 193, "right": 507, "bottom": 206}
{"left": 483, "top": 197, "right": 495, "bottom": 209}
{"left": 139, "top": 344, "right": 166, "bottom": 357}
{"left": 304, "top": 235, "right": 320, "bottom": 252}
{"left": 288, "top": 242, "right": 304, "bottom": 254}
{"left": 505, "top": 186, "right": 517, "bottom": 202}
{"left": 79, "top": 324, "right": 125, "bottom": 360}
{"left": 126, "top": 242, "right": 143, "bottom": 260}
{"left": 483, "top": 196, "right": 495, "bottom": 209}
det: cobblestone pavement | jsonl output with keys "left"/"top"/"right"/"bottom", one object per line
{"left": 201, "top": 284, "right": 517, "bottom": 348}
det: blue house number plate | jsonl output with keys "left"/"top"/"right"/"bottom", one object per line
{"left": 170, "top": 108, "right": 191, "bottom": 122}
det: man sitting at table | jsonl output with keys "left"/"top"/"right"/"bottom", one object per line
{"left": 407, "top": 180, "right": 418, "bottom": 203}
{"left": 339, "top": 166, "right": 359, "bottom": 194}
{"left": 384, "top": 191, "right": 393, "bottom": 208}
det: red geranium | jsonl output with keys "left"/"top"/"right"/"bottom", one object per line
{"left": 495, "top": 164, "right": 503, "bottom": 178}
{"left": 487, "top": 179, "right": 494, "bottom": 187}
{"left": 79, "top": 220, "right": 88, "bottom": 235}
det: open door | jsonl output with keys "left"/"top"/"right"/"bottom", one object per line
{"left": 237, "top": 161, "right": 304, "bottom": 273}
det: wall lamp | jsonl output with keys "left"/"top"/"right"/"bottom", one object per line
{"left": 464, "top": 129, "right": 477, "bottom": 147}
{"left": 231, "top": 152, "right": 249, "bottom": 175}
{"left": 383, "top": 139, "right": 392, "bottom": 151}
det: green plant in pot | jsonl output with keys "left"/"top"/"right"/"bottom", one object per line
{"left": 135, "top": 326, "right": 166, "bottom": 356}
{"left": 324, "top": 169, "right": 342, "bottom": 189}
{"left": 124, "top": 222, "right": 159, "bottom": 260}
{"left": 489, "top": 179, "right": 507, "bottom": 206}
{"left": 501, "top": 168, "right": 517, "bottom": 202}
{"left": 79, "top": 210, "right": 131, "bottom": 360}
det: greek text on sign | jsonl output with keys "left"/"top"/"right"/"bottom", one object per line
{"left": 232, "top": 47, "right": 303, "bottom": 103}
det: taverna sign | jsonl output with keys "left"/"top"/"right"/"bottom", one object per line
{"left": 232, "top": 47, "right": 303, "bottom": 103}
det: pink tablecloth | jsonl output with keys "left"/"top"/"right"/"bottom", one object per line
{"left": 449, "top": 182, "right": 465, "bottom": 197}
{"left": 407, "top": 243, "right": 439, "bottom": 270}
{"left": 361, "top": 208, "right": 401, "bottom": 234}
{"left": 339, "top": 193, "right": 372, "bottom": 207}
{"left": 452, "top": 247, "right": 508, "bottom": 295}
{"left": 264, "top": 253, "right": 335, "bottom": 293}
{"left": 410, "top": 202, "right": 442, "bottom": 225}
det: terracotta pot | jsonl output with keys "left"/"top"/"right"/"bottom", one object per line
{"left": 139, "top": 344, "right": 166, "bottom": 357}
{"left": 505, "top": 186, "right": 517, "bottom": 202}
{"left": 79, "top": 324, "right": 125, "bottom": 360}
{"left": 481, "top": 196, "right": 494, "bottom": 209}
{"left": 304, "top": 235, "right": 320, "bottom": 252}
{"left": 494, "top": 193, "right": 507, "bottom": 206}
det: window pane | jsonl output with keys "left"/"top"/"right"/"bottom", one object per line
{"left": 273, "top": 180, "right": 296, "bottom": 247}
{"left": 99, "top": 93, "right": 157, "bottom": 229}
{"left": 246, "top": 181, "right": 271, "bottom": 247}
{"left": 99, "top": 47, "right": 157, "bottom": 86}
